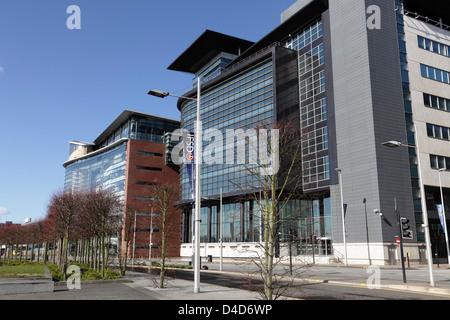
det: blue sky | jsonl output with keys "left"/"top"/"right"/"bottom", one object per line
{"left": 0, "top": 0, "right": 296, "bottom": 224}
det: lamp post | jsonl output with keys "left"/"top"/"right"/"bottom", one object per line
{"left": 148, "top": 205, "right": 153, "bottom": 262}
{"left": 132, "top": 211, "right": 136, "bottom": 266}
{"left": 363, "top": 198, "right": 371, "bottom": 265}
{"left": 219, "top": 188, "right": 223, "bottom": 272}
{"left": 438, "top": 168, "right": 450, "bottom": 268}
{"left": 382, "top": 136, "right": 435, "bottom": 287}
{"left": 335, "top": 168, "right": 347, "bottom": 266}
{"left": 148, "top": 78, "right": 202, "bottom": 293}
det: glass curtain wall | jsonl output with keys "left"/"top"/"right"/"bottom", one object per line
{"left": 99, "top": 116, "right": 179, "bottom": 148}
{"left": 64, "top": 141, "right": 127, "bottom": 201}
{"left": 180, "top": 60, "right": 274, "bottom": 200}
{"left": 284, "top": 20, "right": 330, "bottom": 191}
{"left": 395, "top": 0, "right": 424, "bottom": 242}
{"left": 183, "top": 197, "right": 331, "bottom": 251}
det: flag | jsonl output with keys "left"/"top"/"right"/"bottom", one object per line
{"left": 437, "top": 204, "right": 446, "bottom": 233}
{"left": 183, "top": 131, "right": 196, "bottom": 203}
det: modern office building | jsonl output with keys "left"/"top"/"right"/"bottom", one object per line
{"left": 63, "top": 110, "right": 181, "bottom": 259}
{"left": 168, "top": 0, "right": 450, "bottom": 265}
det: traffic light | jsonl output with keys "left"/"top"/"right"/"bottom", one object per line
{"left": 401, "top": 217, "right": 413, "bottom": 239}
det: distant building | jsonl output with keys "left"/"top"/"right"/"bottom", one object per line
{"left": 63, "top": 110, "right": 181, "bottom": 259}
{"left": 0, "top": 221, "right": 21, "bottom": 228}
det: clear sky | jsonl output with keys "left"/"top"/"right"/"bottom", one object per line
{"left": 0, "top": 0, "right": 296, "bottom": 224}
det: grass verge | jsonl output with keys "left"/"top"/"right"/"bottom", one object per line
{"left": 0, "top": 262, "right": 45, "bottom": 278}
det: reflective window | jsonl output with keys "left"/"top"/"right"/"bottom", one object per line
{"left": 418, "top": 35, "right": 450, "bottom": 57}
{"left": 421, "top": 64, "right": 450, "bottom": 84}
{"left": 64, "top": 142, "right": 127, "bottom": 201}
{"left": 427, "top": 123, "right": 450, "bottom": 141}
{"left": 423, "top": 93, "right": 450, "bottom": 112}
{"left": 180, "top": 60, "right": 274, "bottom": 200}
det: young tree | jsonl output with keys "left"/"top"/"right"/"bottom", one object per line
{"left": 46, "top": 189, "right": 83, "bottom": 277}
{"left": 144, "top": 183, "right": 180, "bottom": 288}
{"left": 83, "top": 189, "right": 121, "bottom": 277}
{"left": 233, "top": 120, "right": 304, "bottom": 300}
{"left": 116, "top": 205, "right": 136, "bottom": 276}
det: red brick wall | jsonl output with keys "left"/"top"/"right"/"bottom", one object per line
{"left": 123, "top": 140, "right": 180, "bottom": 259}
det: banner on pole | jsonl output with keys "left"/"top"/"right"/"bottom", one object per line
{"left": 183, "top": 131, "right": 196, "bottom": 203}
{"left": 437, "top": 204, "right": 446, "bottom": 233}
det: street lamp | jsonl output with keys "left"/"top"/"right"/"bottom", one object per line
{"left": 381, "top": 136, "right": 435, "bottom": 287}
{"left": 335, "top": 168, "right": 347, "bottom": 266}
{"left": 148, "top": 204, "right": 154, "bottom": 262}
{"left": 363, "top": 198, "right": 371, "bottom": 265}
{"left": 148, "top": 79, "right": 202, "bottom": 293}
{"left": 132, "top": 211, "right": 137, "bottom": 266}
{"left": 438, "top": 168, "right": 450, "bottom": 268}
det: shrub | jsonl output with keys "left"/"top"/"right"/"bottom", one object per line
{"left": 103, "top": 268, "right": 120, "bottom": 280}
{"left": 46, "top": 262, "right": 121, "bottom": 282}
{"left": 47, "top": 263, "right": 64, "bottom": 282}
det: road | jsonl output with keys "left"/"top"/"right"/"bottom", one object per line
{"left": 155, "top": 265, "right": 450, "bottom": 300}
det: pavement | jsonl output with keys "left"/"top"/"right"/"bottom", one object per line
{"left": 0, "top": 258, "right": 450, "bottom": 300}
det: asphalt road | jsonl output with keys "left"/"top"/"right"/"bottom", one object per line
{"left": 1, "top": 263, "right": 448, "bottom": 301}
{"left": 162, "top": 267, "right": 450, "bottom": 300}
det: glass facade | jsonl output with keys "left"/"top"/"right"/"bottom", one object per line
{"left": 278, "top": 198, "right": 332, "bottom": 242}
{"left": 183, "top": 197, "right": 332, "bottom": 247}
{"left": 65, "top": 112, "right": 180, "bottom": 209}
{"left": 64, "top": 141, "right": 127, "bottom": 200}
{"left": 284, "top": 20, "right": 330, "bottom": 191}
{"left": 193, "top": 56, "right": 234, "bottom": 88}
{"left": 99, "top": 115, "right": 179, "bottom": 148}
{"left": 180, "top": 59, "right": 274, "bottom": 200}
{"left": 179, "top": 19, "right": 332, "bottom": 251}
{"left": 180, "top": 58, "right": 274, "bottom": 245}
{"left": 396, "top": 0, "right": 424, "bottom": 241}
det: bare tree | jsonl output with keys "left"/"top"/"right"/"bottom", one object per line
{"left": 82, "top": 189, "right": 121, "bottom": 277}
{"left": 231, "top": 120, "right": 305, "bottom": 300}
{"left": 46, "top": 189, "right": 83, "bottom": 277}
{"left": 144, "top": 183, "right": 180, "bottom": 288}
{"left": 116, "top": 205, "right": 136, "bottom": 276}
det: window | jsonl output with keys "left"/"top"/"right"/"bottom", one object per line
{"left": 420, "top": 64, "right": 450, "bottom": 84}
{"left": 137, "top": 151, "right": 163, "bottom": 157}
{"left": 430, "top": 154, "right": 450, "bottom": 170}
{"left": 135, "top": 196, "right": 160, "bottom": 201}
{"left": 427, "top": 123, "right": 450, "bottom": 141}
{"left": 299, "top": 71, "right": 325, "bottom": 101}
{"left": 420, "top": 64, "right": 428, "bottom": 77}
{"left": 303, "top": 156, "right": 329, "bottom": 184}
{"left": 136, "top": 181, "right": 161, "bottom": 186}
{"left": 284, "top": 20, "right": 323, "bottom": 51}
{"left": 298, "top": 44, "right": 324, "bottom": 75}
{"left": 423, "top": 93, "right": 450, "bottom": 112}
{"left": 418, "top": 35, "right": 450, "bottom": 57}
{"left": 301, "top": 98, "right": 327, "bottom": 127}
{"left": 136, "top": 166, "right": 162, "bottom": 171}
